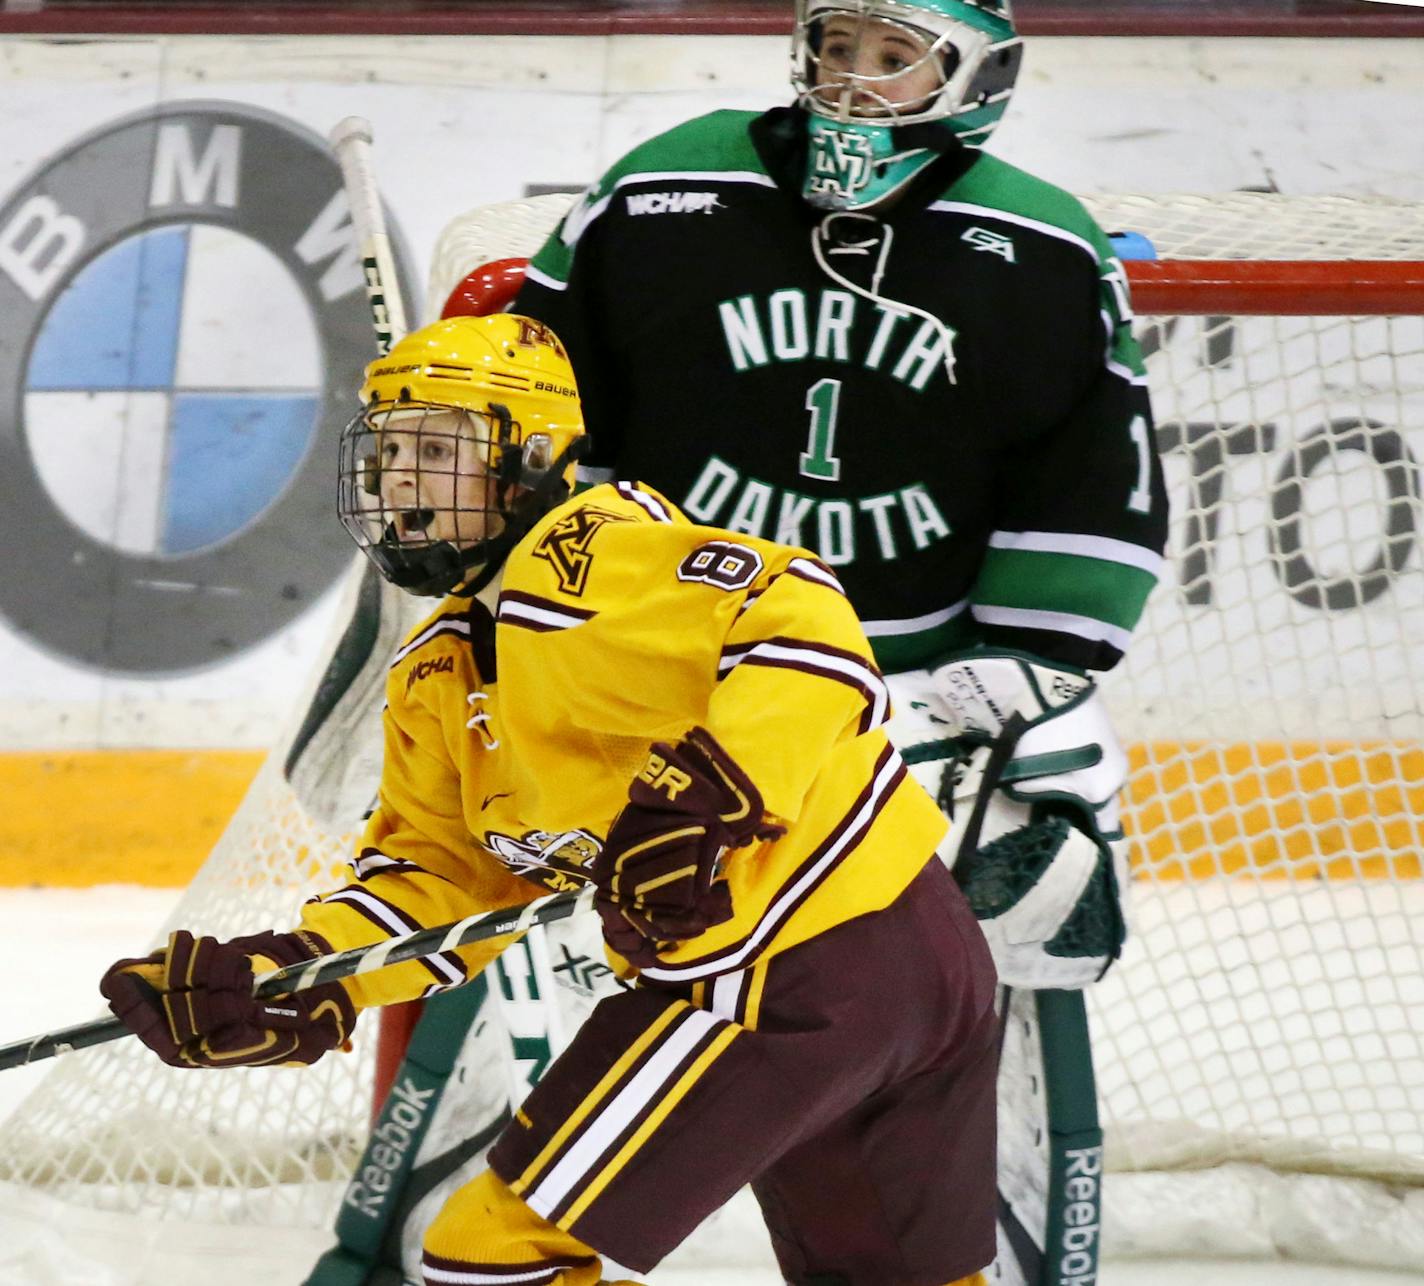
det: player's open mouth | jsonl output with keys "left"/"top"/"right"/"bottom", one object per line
{"left": 397, "top": 508, "right": 436, "bottom": 540}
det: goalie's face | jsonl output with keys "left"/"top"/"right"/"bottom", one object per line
{"left": 811, "top": 13, "right": 950, "bottom": 117}
{"left": 373, "top": 406, "right": 505, "bottom": 550}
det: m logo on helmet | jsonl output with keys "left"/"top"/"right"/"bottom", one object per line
{"left": 516, "top": 318, "right": 568, "bottom": 359}
{"left": 532, "top": 506, "right": 630, "bottom": 596}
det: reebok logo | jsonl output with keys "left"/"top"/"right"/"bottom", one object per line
{"left": 1057, "top": 1144, "right": 1103, "bottom": 1284}
{"left": 625, "top": 191, "right": 722, "bottom": 216}
{"left": 343, "top": 1076, "right": 437, "bottom": 1219}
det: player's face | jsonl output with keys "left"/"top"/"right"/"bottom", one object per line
{"left": 377, "top": 408, "right": 501, "bottom": 548}
{"left": 814, "top": 15, "right": 946, "bottom": 115}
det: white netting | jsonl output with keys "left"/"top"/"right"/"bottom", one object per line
{"left": 3, "top": 191, "right": 1422, "bottom": 1282}
{"left": 1090, "top": 300, "right": 1424, "bottom": 1262}
{"left": 1081, "top": 192, "right": 1424, "bottom": 261}
{"left": 424, "top": 190, "right": 1424, "bottom": 322}
{"left": 0, "top": 761, "right": 368, "bottom": 1203}
{"left": 0, "top": 571, "right": 382, "bottom": 1284}
{"left": 0, "top": 769, "right": 367, "bottom": 1281}
{"left": 425, "top": 193, "right": 578, "bottom": 323}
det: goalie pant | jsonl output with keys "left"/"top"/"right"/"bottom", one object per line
{"left": 421, "top": 859, "right": 999, "bottom": 1286}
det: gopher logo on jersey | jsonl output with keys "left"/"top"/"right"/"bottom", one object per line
{"left": 532, "top": 505, "right": 630, "bottom": 596}
{"left": 484, "top": 828, "right": 601, "bottom": 894}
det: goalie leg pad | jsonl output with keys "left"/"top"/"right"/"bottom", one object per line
{"left": 889, "top": 655, "right": 1132, "bottom": 991}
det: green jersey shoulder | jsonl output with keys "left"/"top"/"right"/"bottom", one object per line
{"left": 530, "top": 111, "right": 767, "bottom": 284}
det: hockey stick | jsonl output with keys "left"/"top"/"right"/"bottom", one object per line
{"left": 329, "top": 115, "right": 408, "bottom": 355}
{"left": 282, "top": 116, "right": 414, "bottom": 828}
{"left": 0, "top": 886, "right": 594, "bottom": 1072}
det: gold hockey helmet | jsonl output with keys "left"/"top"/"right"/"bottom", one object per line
{"left": 338, "top": 314, "right": 587, "bottom": 596}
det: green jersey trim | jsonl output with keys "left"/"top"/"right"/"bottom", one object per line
{"left": 988, "top": 529, "right": 1164, "bottom": 578}
{"left": 604, "top": 109, "right": 764, "bottom": 182}
{"left": 933, "top": 154, "right": 1148, "bottom": 380}
{"left": 867, "top": 611, "right": 979, "bottom": 673}
{"left": 973, "top": 546, "right": 1158, "bottom": 637}
{"left": 974, "top": 603, "right": 1135, "bottom": 654}
{"left": 928, "top": 198, "right": 1098, "bottom": 263}
{"left": 529, "top": 168, "right": 778, "bottom": 287}
{"left": 937, "top": 153, "right": 1106, "bottom": 261}
{"left": 862, "top": 596, "right": 970, "bottom": 641}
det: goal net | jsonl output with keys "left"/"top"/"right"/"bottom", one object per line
{"left": 1, "top": 189, "right": 1421, "bottom": 1282}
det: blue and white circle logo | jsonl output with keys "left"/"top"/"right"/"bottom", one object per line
{"left": 0, "top": 101, "right": 412, "bottom": 673}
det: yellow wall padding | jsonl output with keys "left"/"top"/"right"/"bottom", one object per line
{"left": 2, "top": 741, "right": 1420, "bottom": 888}
{"left": 0, "top": 750, "right": 263, "bottom": 887}
{"left": 1128, "top": 741, "right": 1424, "bottom": 880}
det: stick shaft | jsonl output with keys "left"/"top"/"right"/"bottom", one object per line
{"left": 0, "top": 888, "right": 592, "bottom": 1072}
{"left": 254, "top": 886, "right": 592, "bottom": 997}
{"left": 329, "top": 115, "right": 408, "bottom": 353}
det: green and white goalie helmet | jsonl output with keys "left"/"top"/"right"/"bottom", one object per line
{"left": 791, "top": 0, "right": 1023, "bottom": 147}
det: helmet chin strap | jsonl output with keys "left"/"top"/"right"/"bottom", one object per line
{"left": 448, "top": 437, "right": 589, "bottom": 599}
{"left": 810, "top": 212, "right": 957, "bottom": 387}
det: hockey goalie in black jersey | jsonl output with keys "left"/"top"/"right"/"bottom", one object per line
{"left": 502, "top": 2, "right": 1170, "bottom": 1283}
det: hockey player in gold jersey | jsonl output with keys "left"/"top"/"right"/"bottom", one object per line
{"left": 101, "top": 314, "right": 998, "bottom": 1286}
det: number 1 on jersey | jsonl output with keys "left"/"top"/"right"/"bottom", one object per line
{"left": 800, "top": 378, "right": 843, "bottom": 482}
{"left": 1127, "top": 414, "right": 1152, "bottom": 514}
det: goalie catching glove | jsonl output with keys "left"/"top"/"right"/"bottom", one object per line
{"left": 99, "top": 928, "right": 356, "bottom": 1068}
{"left": 592, "top": 727, "right": 783, "bottom": 968}
{"left": 889, "top": 649, "right": 1130, "bottom": 990}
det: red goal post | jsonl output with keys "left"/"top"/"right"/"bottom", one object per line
{"left": 428, "top": 190, "right": 1424, "bottom": 321}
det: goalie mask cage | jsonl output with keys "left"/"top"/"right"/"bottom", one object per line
{"left": 2, "top": 190, "right": 1422, "bottom": 1282}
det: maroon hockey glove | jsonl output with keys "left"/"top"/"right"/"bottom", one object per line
{"left": 99, "top": 929, "right": 356, "bottom": 1069}
{"left": 592, "top": 727, "right": 783, "bottom": 967}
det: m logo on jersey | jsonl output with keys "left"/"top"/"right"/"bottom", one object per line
{"left": 532, "top": 505, "right": 630, "bottom": 595}
{"left": 962, "top": 226, "right": 1016, "bottom": 262}
{"left": 625, "top": 191, "right": 722, "bottom": 216}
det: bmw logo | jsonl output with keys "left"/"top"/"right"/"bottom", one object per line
{"left": 0, "top": 101, "right": 414, "bottom": 672}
